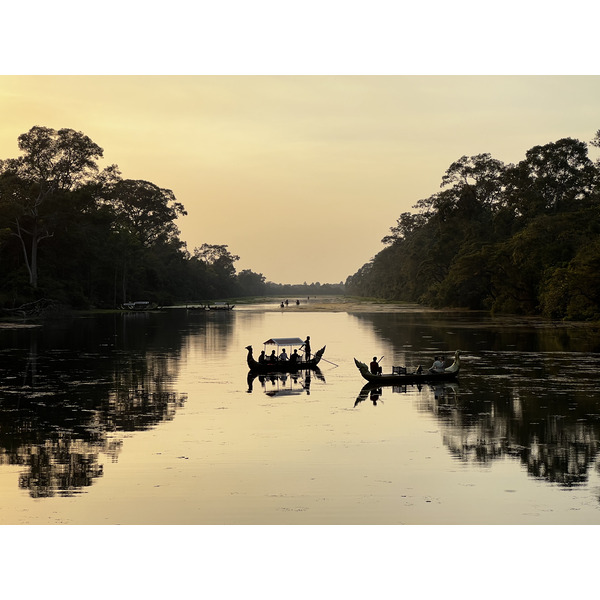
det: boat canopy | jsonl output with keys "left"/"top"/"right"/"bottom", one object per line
{"left": 263, "top": 337, "right": 305, "bottom": 347}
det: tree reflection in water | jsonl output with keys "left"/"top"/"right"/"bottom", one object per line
{"left": 350, "top": 311, "right": 600, "bottom": 497}
{"left": 0, "top": 314, "right": 188, "bottom": 497}
{"left": 364, "top": 379, "right": 600, "bottom": 491}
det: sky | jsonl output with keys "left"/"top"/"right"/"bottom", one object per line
{"left": 1, "top": 3, "right": 599, "bottom": 286}
{"left": 2, "top": 75, "right": 599, "bottom": 284}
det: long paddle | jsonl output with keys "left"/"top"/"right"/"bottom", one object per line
{"left": 320, "top": 357, "right": 339, "bottom": 368}
{"left": 300, "top": 347, "right": 338, "bottom": 368}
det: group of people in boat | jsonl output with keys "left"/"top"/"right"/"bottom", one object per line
{"left": 369, "top": 354, "right": 447, "bottom": 375}
{"left": 258, "top": 336, "right": 311, "bottom": 365}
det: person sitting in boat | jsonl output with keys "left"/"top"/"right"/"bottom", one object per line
{"left": 258, "top": 350, "right": 267, "bottom": 364}
{"left": 429, "top": 356, "right": 445, "bottom": 373}
{"left": 268, "top": 350, "right": 277, "bottom": 363}
{"left": 370, "top": 357, "right": 382, "bottom": 375}
{"left": 279, "top": 349, "right": 289, "bottom": 362}
{"left": 289, "top": 349, "right": 299, "bottom": 363}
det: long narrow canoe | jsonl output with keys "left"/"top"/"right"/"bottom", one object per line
{"left": 354, "top": 350, "right": 461, "bottom": 384}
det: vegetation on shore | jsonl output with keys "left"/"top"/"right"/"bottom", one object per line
{"left": 346, "top": 132, "right": 600, "bottom": 321}
{"left": 5, "top": 125, "right": 600, "bottom": 322}
{"left": 0, "top": 126, "right": 341, "bottom": 312}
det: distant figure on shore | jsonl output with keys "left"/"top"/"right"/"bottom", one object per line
{"left": 280, "top": 301, "right": 285, "bottom": 308}
{"left": 285, "top": 299, "right": 289, "bottom": 306}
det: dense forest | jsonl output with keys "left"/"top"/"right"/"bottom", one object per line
{"left": 0, "top": 126, "right": 343, "bottom": 311}
{"left": 346, "top": 132, "right": 600, "bottom": 321}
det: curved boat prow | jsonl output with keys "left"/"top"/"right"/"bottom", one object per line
{"left": 314, "top": 346, "right": 326, "bottom": 363}
{"left": 444, "top": 350, "right": 461, "bottom": 374}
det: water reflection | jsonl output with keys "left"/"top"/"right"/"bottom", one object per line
{"left": 0, "top": 313, "right": 188, "bottom": 497}
{"left": 247, "top": 368, "right": 326, "bottom": 396}
{"left": 356, "top": 367, "right": 600, "bottom": 491}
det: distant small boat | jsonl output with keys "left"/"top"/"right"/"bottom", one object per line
{"left": 354, "top": 350, "right": 461, "bottom": 384}
{"left": 205, "top": 302, "right": 235, "bottom": 311}
{"left": 120, "top": 301, "right": 158, "bottom": 311}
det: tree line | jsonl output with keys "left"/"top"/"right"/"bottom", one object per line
{"left": 346, "top": 132, "right": 600, "bottom": 320}
{"left": 0, "top": 126, "right": 298, "bottom": 309}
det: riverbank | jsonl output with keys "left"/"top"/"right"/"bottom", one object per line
{"left": 3, "top": 295, "right": 600, "bottom": 332}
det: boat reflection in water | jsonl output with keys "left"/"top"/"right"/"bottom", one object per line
{"left": 354, "top": 381, "right": 458, "bottom": 407}
{"left": 247, "top": 367, "right": 325, "bottom": 396}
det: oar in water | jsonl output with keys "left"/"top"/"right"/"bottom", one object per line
{"left": 320, "top": 357, "right": 339, "bottom": 368}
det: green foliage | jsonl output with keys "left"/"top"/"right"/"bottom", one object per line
{"left": 0, "top": 126, "right": 280, "bottom": 309}
{"left": 347, "top": 136, "right": 600, "bottom": 320}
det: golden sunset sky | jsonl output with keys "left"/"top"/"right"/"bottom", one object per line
{"left": 2, "top": 4, "right": 598, "bottom": 287}
{"left": 3, "top": 75, "right": 599, "bottom": 284}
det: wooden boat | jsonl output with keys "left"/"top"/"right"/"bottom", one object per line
{"left": 354, "top": 350, "right": 461, "bottom": 384}
{"left": 120, "top": 301, "right": 158, "bottom": 311}
{"left": 245, "top": 337, "right": 326, "bottom": 373}
{"left": 205, "top": 302, "right": 234, "bottom": 311}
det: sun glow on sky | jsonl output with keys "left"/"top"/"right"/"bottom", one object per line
{"left": 1, "top": 75, "right": 600, "bottom": 284}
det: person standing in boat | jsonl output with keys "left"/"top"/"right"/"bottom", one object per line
{"left": 279, "top": 348, "right": 289, "bottom": 362}
{"left": 300, "top": 336, "right": 311, "bottom": 362}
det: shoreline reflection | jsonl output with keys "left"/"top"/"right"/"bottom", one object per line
{"left": 0, "top": 313, "right": 188, "bottom": 497}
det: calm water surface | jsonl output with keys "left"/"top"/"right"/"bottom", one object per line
{"left": 2, "top": 300, "right": 600, "bottom": 524}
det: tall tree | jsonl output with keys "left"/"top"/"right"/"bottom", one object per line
{"left": 0, "top": 126, "right": 103, "bottom": 288}
{"left": 502, "top": 138, "right": 596, "bottom": 219}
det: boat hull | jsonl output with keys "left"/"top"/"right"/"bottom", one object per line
{"left": 246, "top": 346, "right": 326, "bottom": 373}
{"left": 354, "top": 354, "right": 460, "bottom": 384}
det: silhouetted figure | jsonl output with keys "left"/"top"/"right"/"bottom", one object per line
{"left": 268, "top": 350, "right": 277, "bottom": 363}
{"left": 300, "top": 336, "right": 311, "bottom": 361}
{"left": 289, "top": 349, "right": 299, "bottom": 363}
{"left": 370, "top": 357, "right": 382, "bottom": 375}
{"left": 258, "top": 350, "right": 266, "bottom": 364}
{"left": 279, "top": 349, "right": 289, "bottom": 362}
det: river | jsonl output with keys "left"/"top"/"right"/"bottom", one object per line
{"left": 2, "top": 298, "right": 600, "bottom": 525}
